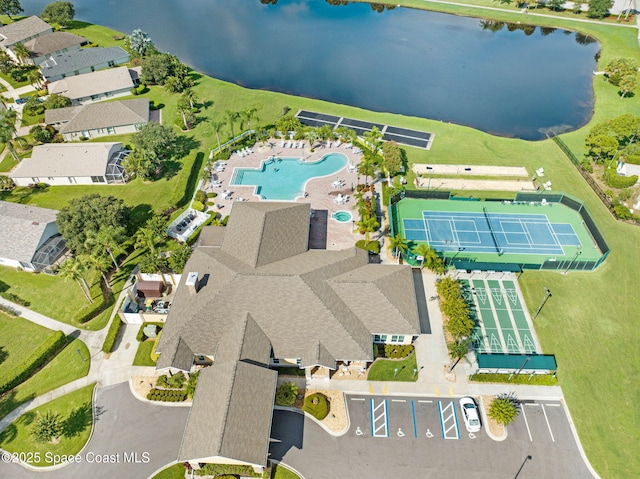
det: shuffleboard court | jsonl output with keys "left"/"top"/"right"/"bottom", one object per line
{"left": 465, "top": 278, "right": 538, "bottom": 354}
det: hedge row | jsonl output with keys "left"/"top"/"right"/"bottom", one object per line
{"left": 195, "top": 463, "right": 260, "bottom": 477}
{"left": 375, "top": 343, "right": 414, "bottom": 359}
{"left": 603, "top": 169, "right": 638, "bottom": 189}
{"left": 469, "top": 373, "right": 558, "bottom": 386}
{"left": 77, "top": 290, "right": 113, "bottom": 324}
{"left": 102, "top": 318, "right": 123, "bottom": 353}
{"left": 0, "top": 331, "right": 67, "bottom": 394}
{"left": 146, "top": 388, "right": 186, "bottom": 402}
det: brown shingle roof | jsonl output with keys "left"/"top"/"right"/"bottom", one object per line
{"left": 45, "top": 99, "right": 149, "bottom": 134}
{"left": 23, "top": 31, "right": 86, "bottom": 57}
{"left": 0, "top": 16, "right": 51, "bottom": 47}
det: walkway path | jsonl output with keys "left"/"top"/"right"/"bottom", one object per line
{"left": 0, "top": 76, "right": 36, "bottom": 166}
{"left": 0, "top": 267, "right": 140, "bottom": 435}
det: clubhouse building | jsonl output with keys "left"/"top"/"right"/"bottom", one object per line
{"left": 156, "top": 201, "right": 421, "bottom": 472}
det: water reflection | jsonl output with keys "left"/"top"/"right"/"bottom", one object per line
{"left": 20, "top": 0, "right": 599, "bottom": 140}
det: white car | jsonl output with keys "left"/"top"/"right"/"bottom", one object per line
{"left": 459, "top": 397, "right": 482, "bottom": 433}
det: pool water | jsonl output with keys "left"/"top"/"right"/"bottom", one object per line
{"left": 332, "top": 211, "right": 353, "bottom": 223}
{"left": 230, "top": 153, "right": 348, "bottom": 200}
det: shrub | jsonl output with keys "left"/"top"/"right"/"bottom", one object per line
{"left": 618, "top": 188, "right": 634, "bottom": 201}
{"left": 603, "top": 168, "right": 638, "bottom": 189}
{"left": 488, "top": 393, "right": 520, "bottom": 426}
{"left": 0, "top": 331, "right": 67, "bottom": 394}
{"left": 355, "top": 239, "right": 380, "bottom": 254}
{"left": 625, "top": 154, "right": 640, "bottom": 165}
{"left": 275, "top": 382, "right": 298, "bottom": 406}
{"left": 383, "top": 344, "right": 414, "bottom": 359}
{"left": 221, "top": 215, "right": 230, "bottom": 226}
{"left": 613, "top": 203, "right": 633, "bottom": 220}
{"left": 191, "top": 200, "right": 205, "bottom": 212}
{"left": 102, "top": 318, "right": 123, "bottom": 353}
{"left": 206, "top": 192, "right": 217, "bottom": 198}
{"left": 194, "top": 190, "right": 206, "bottom": 203}
{"left": 580, "top": 159, "right": 594, "bottom": 173}
{"left": 469, "top": 373, "right": 558, "bottom": 385}
{"left": 214, "top": 149, "right": 231, "bottom": 161}
{"left": 195, "top": 463, "right": 260, "bottom": 477}
{"left": 303, "top": 393, "right": 329, "bottom": 420}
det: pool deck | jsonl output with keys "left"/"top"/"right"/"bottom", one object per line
{"left": 206, "top": 139, "right": 366, "bottom": 250}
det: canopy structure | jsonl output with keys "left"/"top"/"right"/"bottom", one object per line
{"left": 106, "top": 149, "right": 129, "bottom": 183}
{"left": 31, "top": 234, "right": 66, "bottom": 272}
{"left": 477, "top": 353, "right": 557, "bottom": 373}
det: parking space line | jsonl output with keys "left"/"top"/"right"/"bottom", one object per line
{"left": 418, "top": 400, "right": 433, "bottom": 403}
{"left": 391, "top": 399, "right": 406, "bottom": 403}
{"left": 541, "top": 404, "right": 555, "bottom": 442}
{"left": 545, "top": 403, "right": 561, "bottom": 407}
{"left": 350, "top": 398, "right": 365, "bottom": 401}
{"left": 411, "top": 400, "right": 417, "bottom": 438}
{"left": 521, "top": 405, "right": 533, "bottom": 442}
{"left": 370, "top": 398, "right": 389, "bottom": 437}
{"left": 438, "top": 400, "right": 460, "bottom": 440}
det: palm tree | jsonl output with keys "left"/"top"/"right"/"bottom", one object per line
{"left": 134, "top": 226, "right": 158, "bottom": 255}
{"left": 413, "top": 243, "right": 444, "bottom": 273}
{"left": 447, "top": 339, "right": 472, "bottom": 373}
{"left": 389, "top": 234, "right": 409, "bottom": 263}
{"left": 225, "top": 110, "right": 239, "bottom": 144}
{"left": 89, "top": 226, "right": 127, "bottom": 270}
{"left": 12, "top": 42, "right": 30, "bottom": 65}
{"left": 87, "top": 253, "right": 112, "bottom": 288}
{"left": 0, "top": 109, "right": 18, "bottom": 162}
{"left": 355, "top": 215, "right": 379, "bottom": 243}
{"left": 363, "top": 126, "right": 383, "bottom": 152}
{"left": 211, "top": 120, "right": 226, "bottom": 153}
{"left": 177, "top": 97, "right": 191, "bottom": 130}
{"left": 57, "top": 257, "right": 93, "bottom": 304}
{"left": 358, "top": 155, "right": 376, "bottom": 186}
{"left": 240, "top": 107, "right": 259, "bottom": 138}
{"left": 304, "top": 127, "right": 318, "bottom": 150}
{"left": 27, "top": 69, "right": 42, "bottom": 89}
{"left": 182, "top": 88, "right": 199, "bottom": 109}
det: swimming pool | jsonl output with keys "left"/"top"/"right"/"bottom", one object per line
{"left": 230, "top": 153, "right": 348, "bottom": 200}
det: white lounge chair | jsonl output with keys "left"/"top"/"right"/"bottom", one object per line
{"left": 280, "top": 140, "right": 285, "bottom": 148}
{"left": 335, "top": 140, "right": 341, "bottom": 148}
{"left": 327, "top": 141, "right": 332, "bottom": 148}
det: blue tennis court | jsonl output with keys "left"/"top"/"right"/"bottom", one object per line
{"left": 402, "top": 211, "right": 582, "bottom": 255}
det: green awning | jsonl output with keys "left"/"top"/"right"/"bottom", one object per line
{"left": 477, "top": 353, "right": 557, "bottom": 371}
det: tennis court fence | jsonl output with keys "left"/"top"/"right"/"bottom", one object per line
{"left": 388, "top": 190, "right": 610, "bottom": 272}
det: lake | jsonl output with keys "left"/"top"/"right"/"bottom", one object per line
{"left": 20, "top": 0, "right": 599, "bottom": 140}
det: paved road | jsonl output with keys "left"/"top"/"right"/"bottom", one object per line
{"left": 270, "top": 395, "right": 595, "bottom": 479}
{"left": 0, "top": 383, "right": 190, "bottom": 479}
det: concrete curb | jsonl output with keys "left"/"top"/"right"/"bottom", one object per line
{"left": 478, "top": 395, "right": 507, "bottom": 442}
{"left": 273, "top": 405, "right": 347, "bottom": 437}
{"left": 561, "top": 400, "right": 601, "bottom": 479}
{"left": 145, "top": 460, "right": 181, "bottom": 479}
{"left": 270, "top": 459, "right": 306, "bottom": 479}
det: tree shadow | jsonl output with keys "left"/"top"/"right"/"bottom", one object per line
{"left": 150, "top": 101, "right": 165, "bottom": 111}
{"left": 129, "top": 203, "right": 153, "bottom": 229}
{"left": 62, "top": 402, "right": 92, "bottom": 438}
{"left": 173, "top": 135, "right": 200, "bottom": 159}
{"left": 17, "top": 410, "right": 35, "bottom": 426}
{"left": 0, "top": 346, "right": 7, "bottom": 366}
{"left": 177, "top": 152, "right": 205, "bottom": 208}
{"left": 0, "top": 423, "right": 17, "bottom": 443}
{"left": 0, "top": 390, "right": 35, "bottom": 425}
{"left": 202, "top": 100, "right": 214, "bottom": 110}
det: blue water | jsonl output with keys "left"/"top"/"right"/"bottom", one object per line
{"left": 230, "top": 153, "right": 348, "bottom": 201}
{"left": 19, "top": 0, "right": 599, "bottom": 140}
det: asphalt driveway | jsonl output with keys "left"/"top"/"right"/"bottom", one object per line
{"left": 269, "top": 395, "right": 595, "bottom": 479}
{"left": 1, "top": 383, "right": 190, "bottom": 479}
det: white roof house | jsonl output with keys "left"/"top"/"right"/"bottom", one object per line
{"left": 0, "top": 16, "right": 53, "bottom": 52}
{"left": 47, "top": 66, "right": 137, "bottom": 104}
{"left": 10, "top": 142, "right": 129, "bottom": 186}
{"left": 0, "top": 201, "right": 66, "bottom": 272}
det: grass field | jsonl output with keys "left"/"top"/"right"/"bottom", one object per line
{"left": 0, "top": 384, "right": 95, "bottom": 466}
{"left": 272, "top": 464, "right": 302, "bottom": 479}
{"left": 367, "top": 354, "right": 418, "bottom": 382}
{"left": 0, "top": 337, "right": 90, "bottom": 420}
{"left": 150, "top": 463, "right": 187, "bottom": 479}
{"left": 133, "top": 340, "right": 157, "bottom": 367}
{"left": 0, "top": 11, "right": 636, "bottom": 478}
{"left": 0, "top": 313, "right": 54, "bottom": 385}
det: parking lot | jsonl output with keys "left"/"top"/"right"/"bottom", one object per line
{"left": 270, "top": 395, "right": 596, "bottom": 478}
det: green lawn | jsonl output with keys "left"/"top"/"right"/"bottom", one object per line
{"left": 271, "top": 464, "right": 302, "bottom": 479}
{"left": 0, "top": 338, "right": 90, "bottom": 420}
{"left": 367, "top": 354, "right": 418, "bottom": 382}
{"left": 133, "top": 340, "right": 157, "bottom": 367}
{"left": 0, "top": 12, "right": 636, "bottom": 477}
{"left": 0, "top": 313, "right": 55, "bottom": 385}
{"left": 0, "top": 265, "right": 104, "bottom": 328}
{"left": 150, "top": 462, "right": 187, "bottom": 479}
{"left": 0, "top": 384, "right": 95, "bottom": 467}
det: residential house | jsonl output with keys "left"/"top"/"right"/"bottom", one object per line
{"left": 47, "top": 66, "right": 139, "bottom": 104}
{"left": 40, "top": 46, "right": 130, "bottom": 82}
{"left": 0, "top": 201, "right": 66, "bottom": 272}
{"left": 156, "top": 202, "right": 421, "bottom": 472}
{"left": 23, "top": 31, "right": 88, "bottom": 65}
{"left": 0, "top": 16, "right": 53, "bottom": 60}
{"left": 10, "top": 142, "right": 129, "bottom": 186}
{"left": 45, "top": 99, "right": 149, "bottom": 141}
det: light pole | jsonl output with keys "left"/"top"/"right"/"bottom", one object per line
{"left": 443, "top": 240, "right": 452, "bottom": 268}
{"left": 514, "top": 455, "right": 532, "bottom": 478}
{"left": 533, "top": 287, "right": 552, "bottom": 319}
{"left": 451, "top": 247, "right": 465, "bottom": 267}
{"left": 563, "top": 247, "right": 582, "bottom": 275}
{"left": 76, "top": 349, "right": 86, "bottom": 362}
